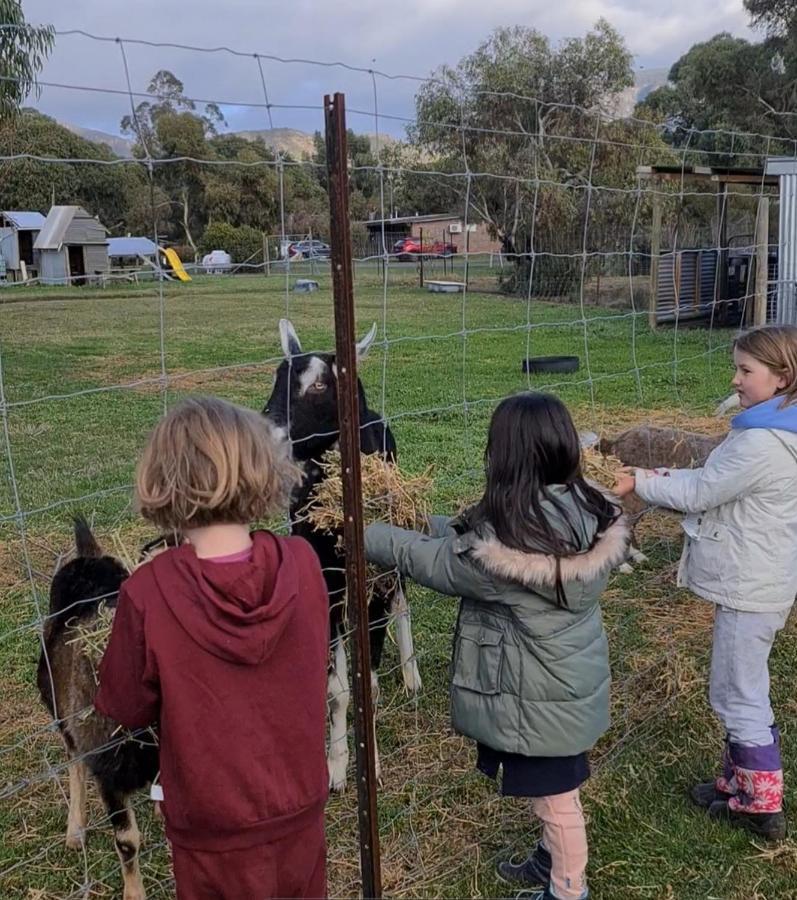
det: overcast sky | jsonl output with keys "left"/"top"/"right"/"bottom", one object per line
{"left": 23, "top": 0, "right": 756, "bottom": 139}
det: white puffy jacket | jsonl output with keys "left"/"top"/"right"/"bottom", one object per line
{"left": 634, "top": 427, "right": 797, "bottom": 612}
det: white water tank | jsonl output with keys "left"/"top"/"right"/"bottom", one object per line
{"left": 202, "top": 249, "right": 232, "bottom": 274}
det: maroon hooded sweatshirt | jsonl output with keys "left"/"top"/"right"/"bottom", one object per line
{"left": 95, "top": 531, "right": 329, "bottom": 852}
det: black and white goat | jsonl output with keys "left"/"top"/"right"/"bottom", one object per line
{"left": 37, "top": 519, "right": 158, "bottom": 900}
{"left": 263, "top": 319, "right": 421, "bottom": 791}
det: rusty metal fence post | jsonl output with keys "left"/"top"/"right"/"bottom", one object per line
{"left": 324, "top": 91, "right": 383, "bottom": 900}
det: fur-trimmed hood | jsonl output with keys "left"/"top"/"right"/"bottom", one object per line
{"left": 464, "top": 514, "right": 629, "bottom": 591}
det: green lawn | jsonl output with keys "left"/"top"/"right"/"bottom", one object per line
{"left": 2, "top": 266, "right": 795, "bottom": 899}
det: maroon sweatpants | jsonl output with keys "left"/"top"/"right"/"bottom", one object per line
{"left": 171, "top": 815, "right": 326, "bottom": 900}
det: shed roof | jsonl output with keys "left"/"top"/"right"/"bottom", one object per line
{"left": 2, "top": 211, "right": 46, "bottom": 230}
{"left": 34, "top": 206, "right": 107, "bottom": 251}
{"left": 107, "top": 236, "right": 159, "bottom": 258}
{"left": 636, "top": 164, "right": 778, "bottom": 186}
{"left": 362, "top": 213, "right": 461, "bottom": 227}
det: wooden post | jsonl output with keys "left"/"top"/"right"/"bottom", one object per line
{"left": 595, "top": 261, "right": 601, "bottom": 307}
{"left": 716, "top": 183, "right": 729, "bottom": 323}
{"left": 263, "top": 233, "right": 270, "bottom": 276}
{"left": 419, "top": 226, "right": 424, "bottom": 289}
{"left": 674, "top": 250, "right": 682, "bottom": 313}
{"left": 695, "top": 251, "right": 702, "bottom": 312}
{"left": 324, "top": 92, "right": 383, "bottom": 900}
{"left": 465, "top": 223, "right": 471, "bottom": 291}
{"left": 755, "top": 196, "right": 770, "bottom": 326}
{"left": 649, "top": 191, "right": 662, "bottom": 329}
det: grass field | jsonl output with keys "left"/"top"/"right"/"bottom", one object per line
{"left": 1, "top": 266, "right": 796, "bottom": 899}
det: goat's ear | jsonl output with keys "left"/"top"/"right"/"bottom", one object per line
{"left": 279, "top": 319, "right": 302, "bottom": 358}
{"left": 356, "top": 322, "right": 378, "bottom": 360}
{"left": 714, "top": 393, "right": 739, "bottom": 416}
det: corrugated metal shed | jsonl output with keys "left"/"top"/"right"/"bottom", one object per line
{"left": 35, "top": 207, "right": 79, "bottom": 250}
{"left": 35, "top": 206, "right": 109, "bottom": 285}
{"left": 655, "top": 250, "right": 718, "bottom": 323}
{"left": 34, "top": 206, "right": 107, "bottom": 251}
{"left": 766, "top": 157, "right": 797, "bottom": 324}
{"left": 107, "top": 236, "right": 158, "bottom": 258}
{"left": 1, "top": 211, "right": 46, "bottom": 230}
{"left": 40, "top": 250, "right": 68, "bottom": 285}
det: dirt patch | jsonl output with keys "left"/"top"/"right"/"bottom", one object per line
{"left": 78, "top": 349, "right": 278, "bottom": 391}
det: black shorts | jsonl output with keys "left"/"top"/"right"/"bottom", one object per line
{"left": 476, "top": 742, "right": 590, "bottom": 798}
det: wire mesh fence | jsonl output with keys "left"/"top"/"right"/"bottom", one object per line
{"left": 1, "top": 24, "right": 796, "bottom": 900}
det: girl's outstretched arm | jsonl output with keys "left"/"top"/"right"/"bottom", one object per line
{"left": 634, "top": 429, "right": 771, "bottom": 514}
{"left": 365, "top": 522, "right": 492, "bottom": 599}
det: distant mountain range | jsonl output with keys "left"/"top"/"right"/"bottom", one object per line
{"left": 59, "top": 123, "right": 393, "bottom": 159}
{"left": 60, "top": 68, "right": 669, "bottom": 158}
{"left": 59, "top": 122, "right": 137, "bottom": 158}
{"left": 605, "top": 67, "right": 670, "bottom": 119}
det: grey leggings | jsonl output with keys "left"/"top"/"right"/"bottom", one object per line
{"left": 709, "top": 605, "right": 790, "bottom": 746}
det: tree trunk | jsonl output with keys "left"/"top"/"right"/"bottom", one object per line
{"left": 181, "top": 188, "right": 198, "bottom": 257}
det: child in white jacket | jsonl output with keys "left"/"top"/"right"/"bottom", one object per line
{"left": 615, "top": 325, "right": 797, "bottom": 841}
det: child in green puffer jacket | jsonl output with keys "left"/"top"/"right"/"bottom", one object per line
{"left": 366, "top": 392, "right": 629, "bottom": 900}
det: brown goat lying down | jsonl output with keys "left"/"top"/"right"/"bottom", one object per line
{"left": 37, "top": 519, "right": 159, "bottom": 900}
{"left": 599, "top": 426, "right": 725, "bottom": 573}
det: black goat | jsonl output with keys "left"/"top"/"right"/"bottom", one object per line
{"left": 263, "top": 318, "right": 421, "bottom": 791}
{"left": 37, "top": 519, "right": 158, "bottom": 900}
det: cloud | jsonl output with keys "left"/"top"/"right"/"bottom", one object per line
{"left": 23, "top": 0, "right": 756, "bottom": 138}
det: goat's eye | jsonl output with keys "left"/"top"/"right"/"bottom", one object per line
{"left": 308, "top": 381, "right": 327, "bottom": 393}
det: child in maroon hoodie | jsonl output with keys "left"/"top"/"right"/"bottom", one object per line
{"left": 95, "top": 396, "right": 330, "bottom": 900}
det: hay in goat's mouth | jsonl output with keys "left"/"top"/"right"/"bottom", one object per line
{"left": 66, "top": 603, "right": 115, "bottom": 678}
{"left": 302, "top": 450, "right": 434, "bottom": 534}
{"left": 582, "top": 445, "right": 625, "bottom": 491}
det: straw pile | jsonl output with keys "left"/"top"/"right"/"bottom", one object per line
{"left": 303, "top": 450, "right": 434, "bottom": 535}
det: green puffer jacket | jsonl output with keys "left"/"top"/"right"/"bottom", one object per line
{"left": 364, "top": 487, "right": 629, "bottom": 757}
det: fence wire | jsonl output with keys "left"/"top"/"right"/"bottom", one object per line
{"left": 0, "top": 26, "right": 790, "bottom": 900}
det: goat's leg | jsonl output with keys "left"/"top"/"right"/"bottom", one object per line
{"left": 370, "top": 669, "right": 382, "bottom": 785}
{"left": 64, "top": 748, "right": 87, "bottom": 849}
{"left": 327, "top": 637, "right": 350, "bottom": 793}
{"left": 628, "top": 544, "right": 648, "bottom": 565}
{"left": 391, "top": 580, "right": 422, "bottom": 695}
{"left": 101, "top": 786, "right": 145, "bottom": 900}
{"left": 618, "top": 511, "right": 646, "bottom": 574}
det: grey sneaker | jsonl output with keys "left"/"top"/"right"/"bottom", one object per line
{"left": 497, "top": 842, "right": 551, "bottom": 888}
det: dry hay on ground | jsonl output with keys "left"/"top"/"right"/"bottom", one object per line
{"left": 574, "top": 404, "right": 730, "bottom": 440}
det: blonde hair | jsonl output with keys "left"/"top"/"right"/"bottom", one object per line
{"left": 135, "top": 396, "right": 302, "bottom": 530}
{"left": 734, "top": 325, "right": 797, "bottom": 407}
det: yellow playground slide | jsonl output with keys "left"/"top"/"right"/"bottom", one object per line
{"left": 161, "top": 247, "right": 192, "bottom": 282}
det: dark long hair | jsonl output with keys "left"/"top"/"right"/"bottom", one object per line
{"left": 467, "top": 393, "right": 620, "bottom": 584}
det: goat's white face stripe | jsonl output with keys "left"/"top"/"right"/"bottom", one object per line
{"left": 299, "top": 356, "right": 328, "bottom": 396}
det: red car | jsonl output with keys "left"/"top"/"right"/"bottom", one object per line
{"left": 392, "top": 238, "right": 457, "bottom": 262}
